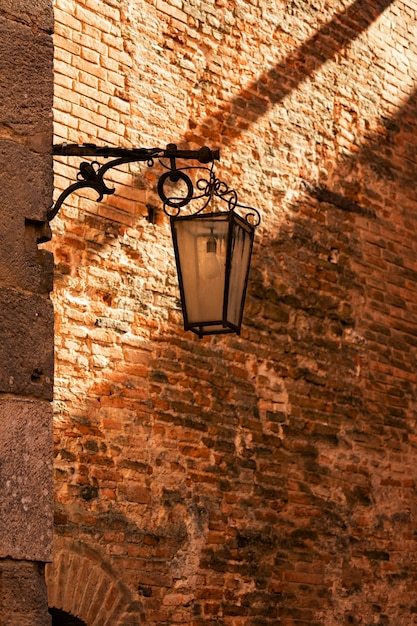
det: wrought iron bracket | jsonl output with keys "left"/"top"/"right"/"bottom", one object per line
{"left": 50, "top": 142, "right": 260, "bottom": 227}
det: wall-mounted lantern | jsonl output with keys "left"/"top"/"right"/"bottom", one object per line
{"left": 50, "top": 143, "right": 260, "bottom": 337}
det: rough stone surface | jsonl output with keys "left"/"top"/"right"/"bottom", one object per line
{"left": 0, "top": 1, "right": 54, "bottom": 623}
{"left": 0, "top": 400, "right": 53, "bottom": 561}
{"left": 0, "top": 559, "right": 52, "bottom": 626}
{"left": 0, "top": 14, "right": 53, "bottom": 146}
{"left": 0, "top": 140, "right": 54, "bottom": 293}
{"left": 0, "top": 289, "right": 54, "bottom": 399}
{"left": 49, "top": 0, "right": 417, "bottom": 624}
{"left": 0, "top": 0, "right": 53, "bottom": 33}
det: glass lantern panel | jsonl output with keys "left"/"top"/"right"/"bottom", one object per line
{"left": 227, "top": 215, "right": 254, "bottom": 328}
{"left": 172, "top": 214, "right": 229, "bottom": 327}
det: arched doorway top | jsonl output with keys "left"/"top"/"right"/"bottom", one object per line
{"left": 46, "top": 538, "right": 137, "bottom": 626}
{"left": 49, "top": 607, "right": 87, "bottom": 626}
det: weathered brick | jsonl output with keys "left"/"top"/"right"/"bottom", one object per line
{"left": 48, "top": 0, "right": 417, "bottom": 624}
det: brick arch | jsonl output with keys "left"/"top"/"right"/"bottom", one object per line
{"left": 46, "top": 538, "right": 138, "bottom": 626}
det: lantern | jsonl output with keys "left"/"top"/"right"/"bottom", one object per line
{"left": 170, "top": 210, "right": 255, "bottom": 337}
{"left": 157, "top": 155, "right": 260, "bottom": 337}
{"left": 49, "top": 142, "right": 260, "bottom": 337}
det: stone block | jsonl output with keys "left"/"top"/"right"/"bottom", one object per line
{"left": 0, "top": 140, "right": 53, "bottom": 222}
{"left": 0, "top": 16, "right": 53, "bottom": 145}
{"left": 0, "top": 141, "right": 54, "bottom": 293}
{"left": 0, "top": 0, "right": 53, "bottom": 33}
{"left": 0, "top": 400, "right": 53, "bottom": 562}
{"left": 0, "top": 559, "right": 52, "bottom": 625}
{"left": 0, "top": 288, "right": 54, "bottom": 399}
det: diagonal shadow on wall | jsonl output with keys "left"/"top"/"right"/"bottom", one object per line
{"left": 188, "top": 0, "right": 395, "bottom": 146}
{"left": 51, "top": 1, "right": 416, "bottom": 621}
{"left": 305, "top": 85, "right": 417, "bottom": 219}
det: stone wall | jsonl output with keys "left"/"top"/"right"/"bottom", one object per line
{"left": 0, "top": 0, "right": 54, "bottom": 624}
{"left": 48, "top": 0, "right": 417, "bottom": 624}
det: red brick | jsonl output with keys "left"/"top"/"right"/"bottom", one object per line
{"left": 48, "top": 1, "right": 417, "bottom": 625}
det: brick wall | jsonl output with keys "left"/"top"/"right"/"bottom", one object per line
{"left": 48, "top": 0, "right": 417, "bottom": 624}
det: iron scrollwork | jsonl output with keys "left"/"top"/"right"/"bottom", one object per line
{"left": 50, "top": 143, "right": 261, "bottom": 227}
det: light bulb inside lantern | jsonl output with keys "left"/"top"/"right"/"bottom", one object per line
{"left": 203, "top": 235, "right": 221, "bottom": 279}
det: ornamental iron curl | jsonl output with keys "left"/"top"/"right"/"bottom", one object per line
{"left": 49, "top": 143, "right": 260, "bottom": 227}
